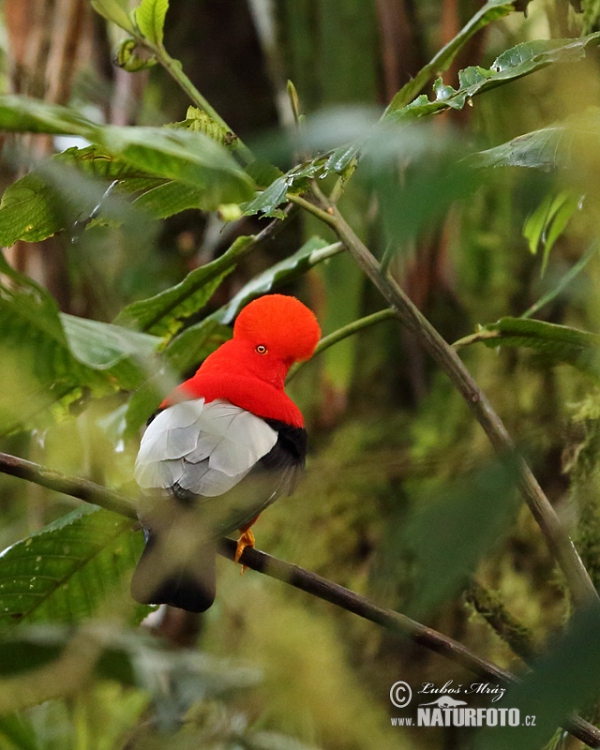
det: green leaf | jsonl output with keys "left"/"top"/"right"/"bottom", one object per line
{"left": 477, "top": 602, "right": 600, "bottom": 750}
{"left": 0, "top": 506, "right": 144, "bottom": 626}
{"left": 384, "top": 0, "right": 515, "bottom": 114}
{"left": 388, "top": 33, "right": 600, "bottom": 122}
{"left": 0, "top": 145, "right": 218, "bottom": 246}
{"left": 0, "top": 255, "right": 159, "bottom": 431}
{"left": 117, "top": 235, "right": 254, "bottom": 336}
{"left": 173, "top": 106, "right": 237, "bottom": 149}
{"left": 0, "top": 95, "right": 96, "bottom": 137}
{"left": 91, "top": 0, "right": 136, "bottom": 33}
{"left": 454, "top": 317, "right": 600, "bottom": 380}
{"left": 59, "top": 314, "right": 159, "bottom": 370}
{"left": 0, "top": 96, "right": 254, "bottom": 222}
{"left": 523, "top": 191, "right": 581, "bottom": 274}
{"left": 132, "top": 180, "right": 207, "bottom": 219}
{"left": 394, "top": 460, "right": 520, "bottom": 619}
{"left": 134, "top": 0, "right": 169, "bottom": 47}
{"left": 0, "top": 172, "right": 60, "bottom": 245}
{"left": 242, "top": 145, "right": 357, "bottom": 219}
{"left": 97, "top": 126, "right": 254, "bottom": 205}
{"left": 477, "top": 109, "right": 600, "bottom": 170}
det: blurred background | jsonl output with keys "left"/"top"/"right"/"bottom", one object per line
{"left": 1, "top": 0, "right": 600, "bottom": 748}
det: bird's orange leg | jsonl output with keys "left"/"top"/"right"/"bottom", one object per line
{"left": 235, "top": 516, "right": 259, "bottom": 573}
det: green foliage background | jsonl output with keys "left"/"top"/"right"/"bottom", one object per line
{"left": 2, "top": 0, "right": 600, "bottom": 748}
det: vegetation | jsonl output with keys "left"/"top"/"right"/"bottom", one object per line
{"left": 2, "top": 0, "right": 600, "bottom": 748}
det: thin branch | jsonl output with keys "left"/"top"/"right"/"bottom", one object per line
{"left": 286, "top": 193, "right": 337, "bottom": 227}
{"left": 312, "top": 200, "right": 598, "bottom": 610}
{"left": 0, "top": 452, "right": 137, "bottom": 520}
{"left": 0, "top": 451, "right": 598, "bottom": 748}
{"left": 287, "top": 308, "right": 399, "bottom": 381}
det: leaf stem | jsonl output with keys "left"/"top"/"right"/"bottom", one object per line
{"left": 287, "top": 308, "right": 399, "bottom": 381}
{"left": 311, "top": 197, "right": 598, "bottom": 611}
{"left": 0, "top": 449, "right": 597, "bottom": 747}
{"left": 286, "top": 193, "right": 337, "bottom": 227}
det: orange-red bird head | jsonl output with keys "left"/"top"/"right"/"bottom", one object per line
{"left": 181, "top": 295, "right": 321, "bottom": 425}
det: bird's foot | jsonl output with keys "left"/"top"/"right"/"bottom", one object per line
{"left": 234, "top": 528, "right": 255, "bottom": 574}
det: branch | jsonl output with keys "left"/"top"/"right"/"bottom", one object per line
{"left": 0, "top": 451, "right": 598, "bottom": 748}
{"left": 310, "top": 199, "right": 598, "bottom": 611}
{"left": 288, "top": 308, "right": 399, "bottom": 381}
{"left": 0, "top": 452, "right": 137, "bottom": 520}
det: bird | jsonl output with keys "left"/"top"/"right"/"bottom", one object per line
{"left": 131, "top": 293, "right": 321, "bottom": 612}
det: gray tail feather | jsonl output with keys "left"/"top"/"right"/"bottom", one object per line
{"left": 131, "top": 529, "right": 217, "bottom": 613}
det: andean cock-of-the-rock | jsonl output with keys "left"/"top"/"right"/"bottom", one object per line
{"left": 131, "top": 294, "right": 321, "bottom": 612}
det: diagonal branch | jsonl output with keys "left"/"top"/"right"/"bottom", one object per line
{"left": 0, "top": 450, "right": 598, "bottom": 747}
{"left": 306, "top": 196, "right": 598, "bottom": 611}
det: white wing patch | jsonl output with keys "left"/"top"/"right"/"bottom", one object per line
{"left": 134, "top": 399, "right": 278, "bottom": 498}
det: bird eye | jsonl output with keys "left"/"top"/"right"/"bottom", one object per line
{"left": 255, "top": 344, "right": 268, "bottom": 354}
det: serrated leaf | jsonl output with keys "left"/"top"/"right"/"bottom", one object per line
{"left": 0, "top": 96, "right": 254, "bottom": 231}
{"left": 385, "top": 0, "right": 515, "bottom": 114}
{"left": 242, "top": 175, "right": 290, "bottom": 218}
{"left": 0, "top": 506, "right": 144, "bottom": 626}
{"left": 455, "top": 317, "right": 600, "bottom": 380}
{"left": 117, "top": 235, "right": 254, "bottom": 335}
{"left": 242, "top": 146, "right": 355, "bottom": 218}
{"left": 388, "top": 33, "right": 600, "bottom": 122}
{"left": 173, "top": 106, "right": 237, "bottom": 148}
{"left": 134, "top": 0, "right": 169, "bottom": 46}
{"left": 0, "top": 145, "right": 211, "bottom": 245}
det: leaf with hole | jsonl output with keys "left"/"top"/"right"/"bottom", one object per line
{"left": 388, "top": 34, "right": 600, "bottom": 122}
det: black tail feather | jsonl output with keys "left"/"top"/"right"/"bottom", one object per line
{"left": 131, "top": 529, "right": 216, "bottom": 613}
